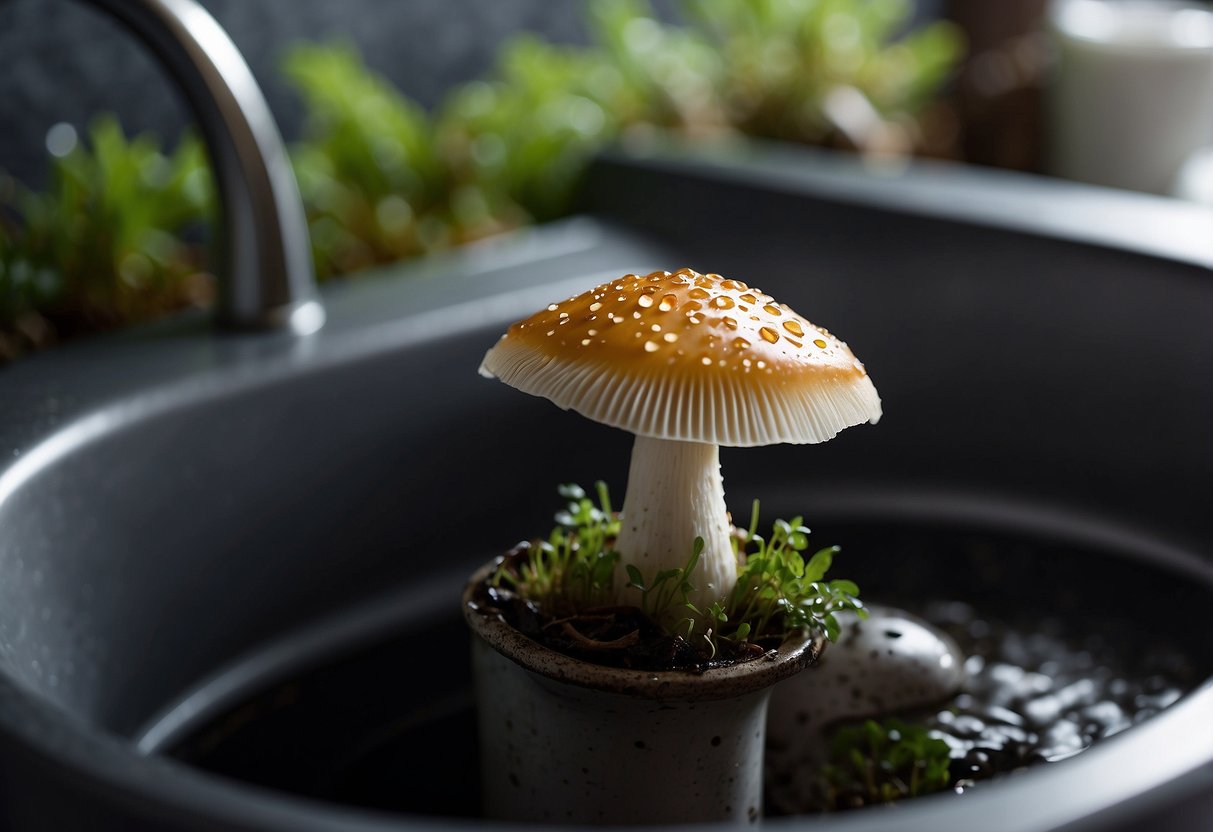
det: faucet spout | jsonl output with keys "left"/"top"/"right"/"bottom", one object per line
{"left": 83, "top": 0, "right": 323, "bottom": 334}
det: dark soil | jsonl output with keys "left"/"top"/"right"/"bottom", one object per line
{"left": 468, "top": 543, "right": 777, "bottom": 673}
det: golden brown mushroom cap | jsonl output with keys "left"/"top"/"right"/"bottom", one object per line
{"left": 479, "top": 268, "right": 881, "bottom": 447}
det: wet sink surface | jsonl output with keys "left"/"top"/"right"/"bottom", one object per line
{"left": 0, "top": 146, "right": 1210, "bottom": 832}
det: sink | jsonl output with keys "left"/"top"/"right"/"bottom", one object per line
{"left": 0, "top": 146, "right": 1211, "bottom": 831}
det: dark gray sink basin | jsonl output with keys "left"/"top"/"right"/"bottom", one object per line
{"left": 0, "top": 145, "right": 1210, "bottom": 831}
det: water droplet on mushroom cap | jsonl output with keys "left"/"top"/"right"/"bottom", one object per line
{"left": 479, "top": 267, "right": 881, "bottom": 445}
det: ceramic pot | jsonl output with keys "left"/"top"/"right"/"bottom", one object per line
{"left": 462, "top": 561, "right": 822, "bottom": 825}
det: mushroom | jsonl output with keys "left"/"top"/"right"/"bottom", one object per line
{"left": 479, "top": 268, "right": 881, "bottom": 610}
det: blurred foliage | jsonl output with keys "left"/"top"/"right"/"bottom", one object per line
{"left": 0, "top": 0, "right": 962, "bottom": 361}
{"left": 284, "top": 43, "right": 454, "bottom": 279}
{"left": 0, "top": 116, "right": 212, "bottom": 361}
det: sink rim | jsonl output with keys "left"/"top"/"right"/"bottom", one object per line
{"left": 1, "top": 144, "right": 1211, "bottom": 830}
{"left": 2, "top": 490, "right": 1211, "bottom": 832}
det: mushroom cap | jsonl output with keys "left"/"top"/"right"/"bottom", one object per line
{"left": 479, "top": 268, "right": 882, "bottom": 447}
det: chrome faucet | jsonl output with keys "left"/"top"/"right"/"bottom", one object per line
{"left": 84, "top": 0, "right": 323, "bottom": 335}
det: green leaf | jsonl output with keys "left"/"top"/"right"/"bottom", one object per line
{"left": 803, "top": 545, "right": 837, "bottom": 582}
{"left": 625, "top": 563, "right": 644, "bottom": 590}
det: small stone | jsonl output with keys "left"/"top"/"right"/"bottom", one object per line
{"left": 766, "top": 605, "right": 966, "bottom": 778}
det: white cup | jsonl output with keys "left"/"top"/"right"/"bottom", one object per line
{"left": 1047, "top": 0, "right": 1213, "bottom": 194}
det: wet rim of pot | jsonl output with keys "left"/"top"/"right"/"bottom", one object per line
{"left": 0, "top": 489, "right": 1201, "bottom": 832}
{"left": 462, "top": 560, "right": 823, "bottom": 702}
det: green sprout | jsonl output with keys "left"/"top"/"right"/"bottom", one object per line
{"left": 492, "top": 482, "right": 621, "bottom": 615}
{"left": 820, "top": 718, "right": 954, "bottom": 809}
{"left": 727, "top": 499, "right": 866, "bottom": 644}
{"left": 495, "top": 484, "right": 864, "bottom": 656}
{"left": 625, "top": 536, "right": 707, "bottom": 643}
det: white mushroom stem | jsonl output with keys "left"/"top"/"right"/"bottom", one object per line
{"left": 614, "top": 435, "right": 737, "bottom": 611}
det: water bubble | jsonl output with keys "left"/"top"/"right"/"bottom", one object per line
{"left": 764, "top": 304, "right": 782, "bottom": 316}
{"left": 740, "top": 293, "right": 757, "bottom": 304}
{"left": 638, "top": 295, "right": 654, "bottom": 308}
{"left": 650, "top": 323, "right": 661, "bottom": 332}
{"left": 783, "top": 320, "right": 804, "bottom": 337}
{"left": 644, "top": 341, "right": 659, "bottom": 353}
{"left": 688, "top": 316, "right": 702, "bottom": 324}
{"left": 700, "top": 356, "right": 712, "bottom": 366}
{"left": 722, "top": 316, "right": 738, "bottom": 330}
{"left": 658, "top": 294, "right": 678, "bottom": 312}
{"left": 45, "top": 122, "right": 78, "bottom": 157}
{"left": 688, "top": 287, "right": 710, "bottom": 300}
{"left": 547, "top": 304, "right": 559, "bottom": 312}
{"left": 589, "top": 302, "right": 602, "bottom": 312}
{"left": 711, "top": 296, "right": 735, "bottom": 309}
{"left": 813, "top": 338, "right": 828, "bottom": 349}
{"left": 733, "top": 337, "right": 751, "bottom": 350}
{"left": 581, "top": 338, "right": 592, "bottom": 346}
{"left": 759, "top": 326, "right": 780, "bottom": 344}
{"left": 663, "top": 332, "right": 678, "bottom": 343}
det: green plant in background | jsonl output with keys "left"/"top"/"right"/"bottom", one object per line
{"left": 0, "top": 116, "right": 212, "bottom": 360}
{"left": 821, "top": 717, "right": 954, "bottom": 809}
{"left": 437, "top": 37, "right": 622, "bottom": 225}
{"left": 678, "top": 0, "right": 963, "bottom": 148}
{"left": 0, "top": 0, "right": 962, "bottom": 362}
{"left": 586, "top": 0, "right": 730, "bottom": 134}
{"left": 283, "top": 42, "right": 458, "bottom": 280}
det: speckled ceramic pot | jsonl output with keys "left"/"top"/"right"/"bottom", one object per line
{"left": 462, "top": 561, "right": 822, "bottom": 825}
{"left": 765, "top": 606, "right": 966, "bottom": 813}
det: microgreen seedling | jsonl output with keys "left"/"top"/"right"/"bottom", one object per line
{"left": 493, "top": 484, "right": 865, "bottom": 661}
{"left": 820, "top": 718, "right": 954, "bottom": 809}
{"left": 491, "top": 482, "right": 621, "bottom": 615}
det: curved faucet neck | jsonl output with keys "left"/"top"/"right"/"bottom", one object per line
{"left": 83, "top": 0, "right": 323, "bottom": 335}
